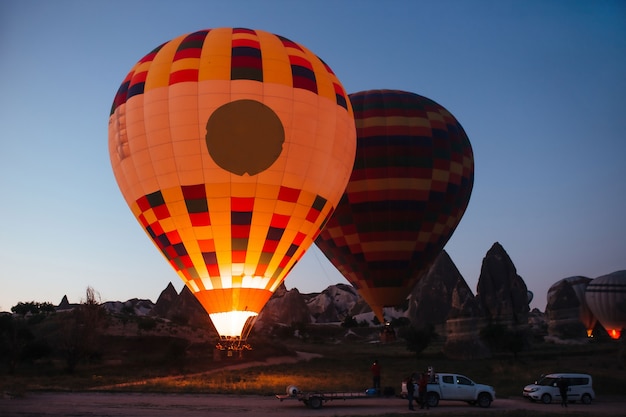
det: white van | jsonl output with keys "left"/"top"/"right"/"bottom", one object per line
{"left": 522, "top": 373, "right": 595, "bottom": 404}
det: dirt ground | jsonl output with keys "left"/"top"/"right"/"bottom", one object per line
{"left": 2, "top": 392, "right": 625, "bottom": 417}
{"left": 3, "top": 348, "right": 625, "bottom": 416}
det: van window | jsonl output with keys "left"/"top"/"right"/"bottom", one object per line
{"left": 537, "top": 376, "right": 558, "bottom": 386}
{"left": 569, "top": 377, "right": 589, "bottom": 386}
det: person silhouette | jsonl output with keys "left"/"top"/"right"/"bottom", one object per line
{"left": 557, "top": 377, "right": 569, "bottom": 407}
{"left": 370, "top": 360, "right": 381, "bottom": 393}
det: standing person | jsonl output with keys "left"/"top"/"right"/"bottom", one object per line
{"left": 406, "top": 374, "right": 416, "bottom": 410}
{"left": 557, "top": 377, "right": 569, "bottom": 407}
{"left": 371, "top": 360, "right": 381, "bottom": 393}
{"left": 418, "top": 372, "right": 429, "bottom": 409}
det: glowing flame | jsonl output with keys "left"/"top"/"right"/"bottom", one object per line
{"left": 608, "top": 329, "right": 621, "bottom": 340}
{"left": 586, "top": 329, "right": 594, "bottom": 338}
{"left": 209, "top": 311, "right": 258, "bottom": 338}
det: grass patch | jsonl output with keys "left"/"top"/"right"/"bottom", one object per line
{"left": 95, "top": 337, "right": 626, "bottom": 400}
{"left": 2, "top": 322, "right": 625, "bottom": 402}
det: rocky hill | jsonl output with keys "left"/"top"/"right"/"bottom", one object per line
{"left": 51, "top": 242, "right": 620, "bottom": 351}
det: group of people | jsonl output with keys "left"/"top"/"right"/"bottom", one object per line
{"left": 370, "top": 359, "right": 430, "bottom": 410}
{"left": 405, "top": 372, "right": 430, "bottom": 410}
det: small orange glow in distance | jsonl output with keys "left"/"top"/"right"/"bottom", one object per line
{"left": 608, "top": 329, "right": 621, "bottom": 340}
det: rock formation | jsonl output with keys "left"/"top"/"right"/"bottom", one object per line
{"left": 103, "top": 298, "right": 154, "bottom": 316}
{"left": 56, "top": 295, "right": 73, "bottom": 311}
{"left": 528, "top": 308, "right": 548, "bottom": 339}
{"left": 150, "top": 282, "right": 179, "bottom": 318}
{"left": 152, "top": 282, "right": 211, "bottom": 329}
{"left": 408, "top": 250, "right": 476, "bottom": 328}
{"left": 255, "top": 283, "right": 312, "bottom": 330}
{"left": 177, "top": 286, "right": 212, "bottom": 327}
{"left": 443, "top": 315, "right": 491, "bottom": 359}
{"left": 476, "top": 242, "right": 530, "bottom": 325}
{"left": 305, "top": 283, "right": 361, "bottom": 323}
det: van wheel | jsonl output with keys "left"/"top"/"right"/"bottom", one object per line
{"left": 581, "top": 393, "right": 592, "bottom": 405}
{"left": 541, "top": 393, "right": 552, "bottom": 404}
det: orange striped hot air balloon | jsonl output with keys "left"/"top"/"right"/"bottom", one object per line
{"left": 108, "top": 28, "right": 356, "bottom": 346}
{"left": 315, "top": 90, "right": 474, "bottom": 322}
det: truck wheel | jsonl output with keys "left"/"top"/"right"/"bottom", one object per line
{"left": 427, "top": 392, "right": 439, "bottom": 408}
{"left": 541, "top": 393, "right": 552, "bottom": 404}
{"left": 477, "top": 392, "right": 492, "bottom": 408}
{"left": 308, "top": 396, "right": 323, "bottom": 409}
{"left": 581, "top": 393, "right": 592, "bottom": 405}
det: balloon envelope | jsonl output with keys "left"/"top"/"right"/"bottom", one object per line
{"left": 585, "top": 271, "right": 626, "bottom": 339}
{"left": 315, "top": 89, "right": 474, "bottom": 321}
{"left": 109, "top": 28, "right": 356, "bottom": 340}
{"left": 548, "top": 276, "right": 596, "bottom": 336}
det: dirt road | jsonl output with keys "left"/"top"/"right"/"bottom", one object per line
{"left": 1, "top": 392, "right": 625, "bottom": 417}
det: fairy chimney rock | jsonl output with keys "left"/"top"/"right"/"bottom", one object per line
{"left": 476, "top": 242, "right": 530, "bottom": 324}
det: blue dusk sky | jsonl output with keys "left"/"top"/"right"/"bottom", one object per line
{"left": 1, "top": 0, "right": 624, "bottom": 313}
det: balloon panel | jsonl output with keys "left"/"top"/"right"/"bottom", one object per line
{"left": 315, "top": 90, "right": 474, "bottom": 316}
{"left": 109, "top": 28, "right": 356, "bottom": 337}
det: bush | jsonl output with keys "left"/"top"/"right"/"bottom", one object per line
{"left": 341, "top": 316, "right": 358, "bottom": 328}
{"left": 137, "top": 317, "right": 157, "bottom": 332}
{"left": 480, "top": 322, "right": 527, "bottom": 358}
{"left": 399, "top": 324, "right": 436, "bottom": 357}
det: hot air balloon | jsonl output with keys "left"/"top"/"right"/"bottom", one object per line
{"left": 585, "top": 271, "right": 626, "bottom": 340}
{"left": 108, "top": 28, "right": 356, "bottom": 347}
{"left": 547, "top": 276, "right": 596, "bottom": 337}
{"left": 315, "top": 89, "right": 474, "bottom": 322}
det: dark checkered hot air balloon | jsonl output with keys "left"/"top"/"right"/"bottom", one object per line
{"left": 315, "top": 89, "right": 474, "bottom": 322}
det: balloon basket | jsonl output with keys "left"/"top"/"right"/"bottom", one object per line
{"left": 379, "top": 322, "right": 396, "bottom": 343}
{"left": 215, "top": 337, "right": 253, "bottom": 353}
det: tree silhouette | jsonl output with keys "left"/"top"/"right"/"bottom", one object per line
{"left": 400, "top": 324, "right": 436, "bottom": 357}
{"left": 62, "top": 287, "right": 107, "bottom": 373}
{"left": 480, "top": 322, "right": 527, "bottom": 359}
{"left": 11, "top": 301, "right": 55, "bottom": 317}
{"left": 0, "top": 314, "right": 33, "bottom": 374}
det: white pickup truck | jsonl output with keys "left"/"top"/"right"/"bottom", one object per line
{"left": 401, "top": 373, "right": 496, "bottom": 408}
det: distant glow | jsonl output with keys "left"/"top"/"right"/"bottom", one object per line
{"left": 608, "top": 329, "right": 621, "bottom": 340}
{"left": 586, "top": 329, "right": 593, "bottom": 338}
{"left": 209, "top": 311, "right": 258, "bottom": 338}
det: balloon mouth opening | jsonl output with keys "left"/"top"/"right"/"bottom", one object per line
{"left": 209, "top": 311, "right": 258, "bottom": 339}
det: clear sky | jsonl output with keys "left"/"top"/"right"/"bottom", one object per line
{"left": 1, "top": 0, "right": 624, "bottom": 313}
